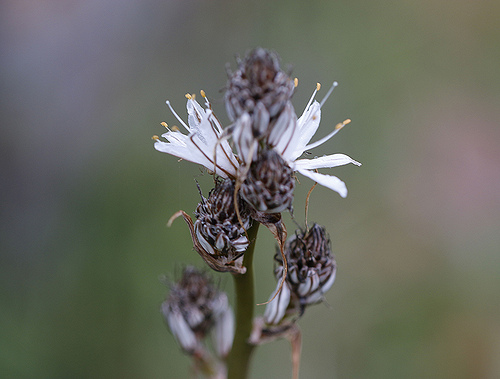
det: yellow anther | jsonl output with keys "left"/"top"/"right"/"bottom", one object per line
{"left": 152, "top": 135, "right": 160, "bottom": 141}
{"left": 185, "top": 93, "right": 192, "bottom": 100}
{"left": 171, "top": 125, "right": 180, "bottom": 132}
{"left": 335, "top": 118, "right": 351, "bottom": 130}
{"left": 294, "top": 78, "right": 298, "bottom": 87}
{"left": 316, "top": 82, "right": 321, "bottom": 91}
{"left": 200, "top": 90, "right": 206, "bottom": 98}
{"left": 160, "top": 122, "right": 168, "bottom": 128}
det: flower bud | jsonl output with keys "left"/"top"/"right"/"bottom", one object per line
{"left": 264, "top": 224, "right": 336, "bottom": 325}
{"left": 240, "top": 148, "right": 295, "bottom": 213}
{"left": 225, "top": 48, "right": 295, "bottom": 124}
{"left": 194, "top": 178, "right": 252, "bottom": 270}
{"left": 170, "top": 179, "right": 252, "bottom": 274}
{"left": 162, "top": 266, "right": 234, "bottom": 358}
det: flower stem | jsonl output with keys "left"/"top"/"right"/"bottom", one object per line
{"left": 227, "top": 222, "right": 260, "bottom": 379}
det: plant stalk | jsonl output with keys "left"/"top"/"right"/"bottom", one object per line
{"left": 227, "top": 222, "right": 260, "bottom": 379}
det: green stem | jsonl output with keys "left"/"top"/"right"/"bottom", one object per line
{"left": 227, "top": 222, "right": 260, "bottom": 379}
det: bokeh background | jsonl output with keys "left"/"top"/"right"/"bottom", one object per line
{"left": 1, "top": 0, "right": 499, "bottom": 378}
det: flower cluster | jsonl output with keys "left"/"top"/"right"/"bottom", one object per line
{"left": 154, "top": 48, "right": 360, "bottom": 268}
{"left": 155, "top": 48, "right": 359, "bottom": 378}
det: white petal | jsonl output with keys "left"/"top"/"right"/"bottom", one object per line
{"left": 213, "top": 305, "right": 234, "bottom": 358}
{"left": 290, "top": 100, "right": 321, "bottom": 160}
{"left": 269, "top": 102, "right": 297, "bottom": 159}
{"left": 155, "top": 139, "right": 229, "bottom": 177}
{"left": 297, "top": 168, "right": 348, "bottom": 197}
{"left": 186, "top": 98, "right": 206, "bottom": 129}
{"left": 165, "top": 308, "right": 198, "bottom": 352}
{"left": 263, "top": 282, "right": 291, "bottom": 325}
{"left": 294, "top": 154, "right": 361, "bottom": 170}
{"left": 233, "top": 113, "right": 258, "bottom": 163}
{"left": 321, "top": 268, "right": 336, "bottom": 294}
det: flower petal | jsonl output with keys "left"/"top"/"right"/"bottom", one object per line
{"left": 263, "top": 282, "right": 291, "bottom": 325}
{"left": 294, "top": 154, "right": 361, "bottom": 170}
{"left": 186, "top": 98, "right": 206, "bottom": 129}
{"left": 213, "top": 296, "right": 234, "bottom": 358}
{"left": 296, "top": 168, "right": 348, "bottom": 197}
{"left": 232, "top": 112, "right": 258, "bottom": 163}
{"left": 291, "top": 100, "right": 321, "bottom": 158}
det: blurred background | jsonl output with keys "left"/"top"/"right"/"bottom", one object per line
{"left": 1, "top": 0, "right": 499, "bottom": 378}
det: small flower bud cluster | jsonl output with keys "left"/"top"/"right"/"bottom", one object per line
{"left": 162, "top": 267, "right": 233, "bottom": 377}
{"left": 264, "top": 224, "right": 337, "bottom": 325}
{"left": 194, "top": 178, "right": 252, "bottom": 266}
{"left": 225, "top": 48, "right": 295, "bottom": 133}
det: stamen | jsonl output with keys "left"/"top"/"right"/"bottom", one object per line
{"left": 200, "top": 90, "right": 211, "bottom": 109}
{"left": 319, "top": 81, "right": 338, "bottom": 109}
{"left": 152, "top": 135, "right": 160, "bottom": 141}
{"left": 171, "top": 126, "right": 180, "bottom": 132}
{"left": 294, "top": 78, "right": 298, "bottom": 87}
{"left": 304, "top": 118, "right": 349, "bottom": 151}
{"left": 303, "top": 83, "right": 319, "bottom": 114}
{"left": 166, "top": 100, "right": 190, "bottom": 132}
{"left": 335, "top": 119, "right": 351, "bottom": 130}
{"left": 160, "top": 122, "right": 168, "bottom": 129}
{"left": 185, "top": 93, "right": 192, "bottom": 100}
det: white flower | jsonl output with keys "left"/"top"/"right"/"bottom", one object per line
{"left": 274, "top": 82, "right": 361, "bottom": 198}
{"left": 154, "top": 92, "right": 239, "bottom": 178}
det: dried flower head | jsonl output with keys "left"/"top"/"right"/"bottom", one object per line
{"left": 264, "top": 223, "right": 337, "bottom": 325}
{"left": 162, "top": 266, "right": 234, "bottom": 358}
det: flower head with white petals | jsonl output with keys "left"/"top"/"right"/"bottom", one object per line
{"left": 274, "top": 81, "right": 361, "bottom": 198}
{"left": 153, "top": 92, "right": 239, "bottom": 179}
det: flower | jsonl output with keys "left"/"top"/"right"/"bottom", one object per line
{"left": 277, "top": 82, "right": 361, "bottom": 198}
{"left": 154, "top": 92, "right": 239, "bottom": 179}
{"left": 239, "top": 81, "right": 362, "bottom": 198}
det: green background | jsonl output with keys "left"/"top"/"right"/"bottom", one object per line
{"left": 1, "top": 0, "right": 499, "bottom": 378}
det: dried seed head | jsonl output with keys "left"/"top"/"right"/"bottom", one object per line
{"left": 240, "top": 149, "right": 295, "bottom": 213}
{"left": 194, "top": 178, "right": 252, "bottom": 268}
{"left": 264, "top": 224, "right": 336, "bottom": 325}
{"left": 225, "top": 48, "right": 295, "bottom": 134}
{"left": 162, "top": 267, "right": 234, "bottom": 357}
